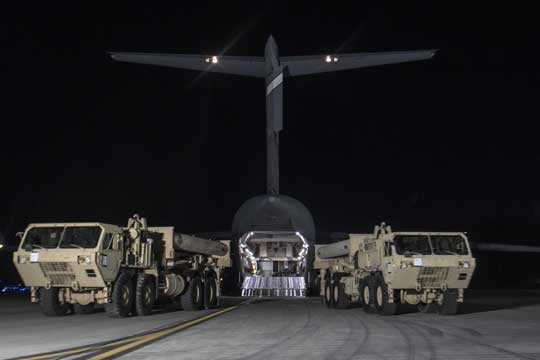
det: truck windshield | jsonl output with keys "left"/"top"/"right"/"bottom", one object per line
{"left": 59, "top": 227, "right": 102, "bottom": 248}
{"left": 393, "top": 235, "right": 432, "bottom": 255}
{"left": 430, "top": 235, "right": 469, "bottom": 255}
{"left": 23, "top": 226, "right": 102, "bottom": 249}
{"left": 24, "top": 227, "right": 64, "bottom": 249}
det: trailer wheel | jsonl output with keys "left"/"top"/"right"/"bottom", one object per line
{"left": 135, "top": 273, "right": 156, "bottom": 316}
{"left": 73, "top": 303, "right": 95, "bottom": 315}
{"left": 437, "top": 290, "right": 459, "bottom": 315}
{"left": 323, "top": 273, "right": 333, "bottom": 308}
{"left": 204, "top": 276, "right": 219, "bottom": 309}
{"left": 40, "top": 288, "right": 72, "bottom": 316}
{"left": 361, "top": 277, "right": 376, "bottom": 314}
{"left": 106, "top": 271, "right": 134, "bottom": 318}
{"left": 181, "top": 275, "right": 204, "bottom": 311}
{"left": 374, "top": 275, "right": 398, "bottom": 315}
{"left": 332, "top": 275, "right": 350, "bottom": 309}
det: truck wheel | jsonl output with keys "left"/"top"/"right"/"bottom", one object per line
{"left": 323, "top": 274, "right": 333, "bottom": 308}
{"left": 181, "top": 275, "right": 204, "bottom": 311}
{"left": 73, "top": 303, "right": 95, "bottom": 315}
{"left": 374, "top": 275, "right": 398, "bottom": 315}
{"left": 361, "top": 277, "right": 376, "bottom": 314}
{"left": 106, "top": 271, "right": 134, "bottom": 318}
{"left": 40, "top": 288, "right": 72, "bottom": 316}
{"left": 438, "top": 290, "right": 459, "bottom": 315}
{"left": 135, "top": 273, "right": 156, "bottom": 316}
{"left": 332, "top": 275, "right": 349, "bottom": 309}
{"left": 417, "top": 302, "right": 437, "bottom": 313}
{"left": 311, "top": 273, "right": 321, "bottom": 297}
{"left": 204, "top": 276, "right": 219, "bottom": 309}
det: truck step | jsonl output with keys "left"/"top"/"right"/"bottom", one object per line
{"left": 241, "top": 276, "right": 306, "bottom": 297}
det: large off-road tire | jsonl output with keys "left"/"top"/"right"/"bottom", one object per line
{"left": 417, "top": 302, "right": 437, "bottom": 313}
{"left": 181, "top": 275, "right": 204, "bottom": 311}
{"left": 310, "top": 272, "right": 321, "bottom": 297}
{"left": 361, "top": 276, "right": 377, "bottom": 314}
{"left": 135, "top": 273, "right": 156, "bottom": 316}
{"left": 105, "top": 271, "right": 134, "bottom": 318}
{"left": 40, "top": 288, "right": 72, "bottom": 316}
{"left": 204, "top": 276, "right": 219, "bottom": 309}
{"left": 438, "top": 289, "right": 459, "bottom": 315}
{"left": 374, "top": 274, "right": 398, "bottom": 315}
{"left": 323, "top": 273, "right": 333, "bottom": 308}
{"left": 73, "top": 303, "right": 95, "bottom": 315}
{"left": 332, "top": 275, "right": 350, "bottom": 309}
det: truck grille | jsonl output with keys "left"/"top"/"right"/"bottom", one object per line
{"left": 39, "top": 262, "right": 76, "bottom": 286}
{"left": 417, "top": 267, "right": 449, "bottom": 288}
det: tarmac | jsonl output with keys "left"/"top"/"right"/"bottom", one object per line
{"left": 1, "top": 290, "right": 540, "bottom": 359}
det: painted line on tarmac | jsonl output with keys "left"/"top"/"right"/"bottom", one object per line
{"left": 83, "top": 305, "right": 240, "bottom": 360}
{"left": 15, "top": 300, "right": 253, "bottom": 360}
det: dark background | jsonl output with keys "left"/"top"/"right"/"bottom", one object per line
{"left": 1, "top": 2, "right": 539, "bottom": 285}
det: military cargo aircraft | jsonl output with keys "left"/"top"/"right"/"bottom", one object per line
{"left": 109, "top": 36, "right": 437, "bottom": 295}
{"left": 110, "top": 36, "right": 540, "bottom": 295}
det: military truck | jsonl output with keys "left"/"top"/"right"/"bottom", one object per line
{"left": 314, "top": 223, "right": 476, "bottom": 315}
{"left": 13, "top": 215, "right": 230, "bottom": 317}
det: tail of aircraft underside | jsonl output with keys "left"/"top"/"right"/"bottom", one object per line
{"left": 239, "top": 231, "right": 309, "bottom": 297}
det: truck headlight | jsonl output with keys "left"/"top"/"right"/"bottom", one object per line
{"left": 459, "top": 261, "right": 470, "bottom": 269}
{"left": 78, "top": 255, "right": 92, "bottom": 265}
{"left": 18, "top": 255, "right": 27, "bottom": 264}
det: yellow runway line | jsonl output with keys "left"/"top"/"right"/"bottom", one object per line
{"left": 89, "top": 306, "right": 238, "bottom": 360}
{"left": 19, "top": 301, "right": 251, "bottom": 360}
{"left": 20, "top": 335, "right": 148, "bottom": 360}
{"left": 21, "top": 346, "right": 96, "bottom": 360}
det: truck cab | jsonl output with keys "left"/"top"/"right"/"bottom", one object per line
{"left": 315, "top": 223, "right": 476, "bottom": 315}
{"left": 13, "top": 222, "right": 123, "bottom": 307}
{"left": 13, "top": 216, "right": 229, "bottom": 317}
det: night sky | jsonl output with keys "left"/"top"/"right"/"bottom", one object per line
{"left": 1, "top": 2, "right": 539, "bottom": 246}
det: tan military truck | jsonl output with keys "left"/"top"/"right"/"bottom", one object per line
{"left": 314, "top": 223, "right": 476, "bottom": 315}
{"left": 13, "top": 215, "right": 230, "bottom": 317}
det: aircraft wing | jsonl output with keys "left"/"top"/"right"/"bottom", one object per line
{"left": 109, "top": 52, "right": 266, "bottom": 77}
{"left": 281, "top": 50, "right": 437, "bottom": 77}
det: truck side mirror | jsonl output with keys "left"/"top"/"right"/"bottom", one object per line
{"left": 112, "top": 234, "right": 121, "bottom": 251}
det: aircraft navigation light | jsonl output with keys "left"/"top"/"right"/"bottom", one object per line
{"left": 333, "top": 57, "right": 339, "bottom": 62}
{"left": 205, "top": 56, "right": 219, "bottom": 64}
{"left": 325, "top": 55, "right": 332, "bottom": 63}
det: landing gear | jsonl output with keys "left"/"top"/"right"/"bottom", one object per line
{"left": 40, "top": 288, "right": 72, "bottom": 316}
{"left": 135, "top": 273, "right": 156, "bottom": 316}
{"left": 181, "top": 275, "right": 204, "bottom": 311}
{"left": 106, "top": 271, "right": 134, "bottom": 318}
{"left": 374, "top": 275, "right": 398, "bottom": 315}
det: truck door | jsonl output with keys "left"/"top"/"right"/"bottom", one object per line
{"left": 363, "top": 239, "right": 380, "bottom": 269}
{"left": 382, "top": 239, "right": 394, "bottom": 278}
{"left": 98, "top": 232, "right": 123, "bottom": 282}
